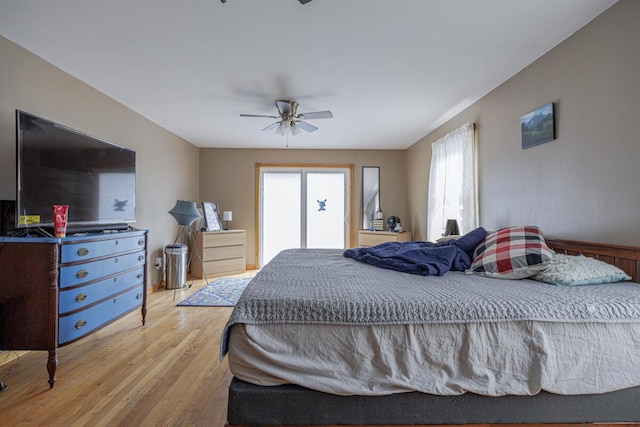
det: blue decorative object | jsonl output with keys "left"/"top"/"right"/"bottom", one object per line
{"left": 317, "top": 199, "right": 327, "bottom": 211}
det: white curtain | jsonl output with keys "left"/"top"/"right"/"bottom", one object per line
{"left": 427, "top": 123, "right": 477, "bottom": 241}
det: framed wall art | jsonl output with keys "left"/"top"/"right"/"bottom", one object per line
{"left": 202, "top": 202, "right": 222, "bottom": 231}
{"left": 521, "top": 102, "right": 555, "bottom": 149}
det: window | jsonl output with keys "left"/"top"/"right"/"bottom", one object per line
{"left": 427, "top": 123, "right": 477, "bottom": 241}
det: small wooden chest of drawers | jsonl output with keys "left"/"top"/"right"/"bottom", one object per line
{"left": 192, "top": 230, "right": 246, "bottom": 278}
{"left": 358, "top": 230, "right": 412, "bottom": 247}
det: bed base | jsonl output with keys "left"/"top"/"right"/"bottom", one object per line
{"left": 227, "top": 238, "right": 640, "bottom": 426}
{"left": 227, "top": 378, "right": 640, "bottom": 426}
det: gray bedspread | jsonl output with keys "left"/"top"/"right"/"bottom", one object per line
{"left": 221, "top": 248, "right": 640, "bottom": 356}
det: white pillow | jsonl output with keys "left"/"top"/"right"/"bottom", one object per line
{"left": 436, "top": 235, "right": 460, "bottom": 243}
{"left": 532, "top": 254, "right": 631, "bottom": 286}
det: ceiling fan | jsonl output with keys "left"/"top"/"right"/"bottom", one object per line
{"left": 240, "top": 100, "right": 333, "bottom": 136}
{"left": 221, "top": 0, "right": 311, "bottom": 3}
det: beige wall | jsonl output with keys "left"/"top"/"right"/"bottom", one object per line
{"left": 406, "top": 0, "right": 640, "bottom": 246}
{"left": 0, "top": 35, "right": 200, "bottom": 284}
{"left": 199, "top": 148, "right": 407, "bottom": 267}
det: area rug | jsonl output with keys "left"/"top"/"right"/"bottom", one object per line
{"left": 177, "top": 277, "right": 252, "bottom": 307}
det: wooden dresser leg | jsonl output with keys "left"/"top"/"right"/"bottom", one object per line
{"left": 47, "top": 350, "right": 58, "bottom": 389}
{"left": 141, "top": 304, "right": 147, "bottom": 326}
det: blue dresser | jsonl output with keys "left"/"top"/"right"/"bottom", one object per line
{"left": 0, "top": 229, "right": 148, "bottom": 388}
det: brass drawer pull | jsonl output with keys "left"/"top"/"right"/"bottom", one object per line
{"left": 136, "top": 293, "right": 143, "bottom": 300}
{"left": 138, "top": 239, "right": 144, "bottom": 246}
{"left": 137, "top": 273, "right": 143, "bottom": 279}
{"left": 77, "top": 247, "right": 89, "bottom": 257}
{"left": 76, "top": 270, "right": 89, "bottom": 279}
{"left": 75, "top": 293, "right": 87, "bottom": 302}
{"left": 138, "top": 255, "right": 144, "bottom": 261}
{"left": 75, "top": 319, "right": 87, "bottom": 329}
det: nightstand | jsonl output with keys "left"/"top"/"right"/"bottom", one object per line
{"left": 192, "top": 230, "right": 246, "bottom": 278}
{"left": 358, "top": 230, "right": 412, "bottom": 247}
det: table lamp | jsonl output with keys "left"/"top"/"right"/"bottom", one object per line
{"left": 223, "top": 211, "right": 232, "bottom": 230}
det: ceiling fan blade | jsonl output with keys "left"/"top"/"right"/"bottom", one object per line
{"left": 240, "top": 114, "right": 279, "bottom": 118}
{"left": 262, "top": 122, "right": 280, "bottom": 131}
{"left": 298, "top": 111, "right": 333, "bottom": 120}
{"left": 296, "top": 121, "right": 318, "bottom": 132}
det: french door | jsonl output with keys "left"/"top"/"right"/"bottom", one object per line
{"left": 258, "top": 165, "right": 352, "bottom": 267}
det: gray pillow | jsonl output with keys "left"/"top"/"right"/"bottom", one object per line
{"left": 532, "top": 254, "right": 631, "bottom": 286}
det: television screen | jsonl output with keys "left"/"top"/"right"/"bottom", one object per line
{"left": 16, "top": 110, "right": 136, "bottom": 231}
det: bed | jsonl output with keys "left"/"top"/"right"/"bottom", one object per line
{"left": 222, "top": 233, "right": 640, "bottom": 426}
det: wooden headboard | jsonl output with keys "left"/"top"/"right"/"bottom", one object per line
{"left": 546, "top": 238, "right": 640, "bottom": 283}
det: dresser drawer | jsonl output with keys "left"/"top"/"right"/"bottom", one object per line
{"left": 59, "top": 266, "right": 144, "bottom": 314}
{"left": 61, "top": 235, "right": 146, "bottom": 263}
{"left": 202, "top": 231, "right": 245, "bottom": 248}
{"left": 201, "top": 257, "right": 246, "bottom": 276}
{"left": 59, "top": 251, "right": 145, "bottom": 289}
{"left": 58, "top": 287, "right": 144, "bottom": 345}
{"left": 202, "top": 245, "right": 245, "bottom": 261}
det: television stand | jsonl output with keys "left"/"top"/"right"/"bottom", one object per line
{"left": 9, "top": 227, "right": 54, "bottom": 238}
{"left": 66, "top": 223, "right": 130, "bottom": 235}
{"left": 8, "top": 224, "right": 132, "bottom": 238}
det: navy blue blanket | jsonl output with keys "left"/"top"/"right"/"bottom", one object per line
{"left": 343, "top": 227, "right": 487, "bottom": 276}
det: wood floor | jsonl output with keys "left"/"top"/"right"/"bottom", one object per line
{"left": 0, "top": 274, "right": 244, "bottom": 426}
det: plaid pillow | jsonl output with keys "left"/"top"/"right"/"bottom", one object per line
{"left": 467, "top": 226, "right": 553, "bottom": 279}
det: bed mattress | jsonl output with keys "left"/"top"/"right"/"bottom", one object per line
{"left": 223, "top": 248, "right": 640, "bottom": 397}
{"left": 228, "top": 320, "right": 640, "bottom": 396}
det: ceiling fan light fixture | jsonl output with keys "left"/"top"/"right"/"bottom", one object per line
{"left": 290, "top": 122, "right": 302, "bottom": 136}
{"left": 275, "top": 120, "right": 291, "bottom": 136}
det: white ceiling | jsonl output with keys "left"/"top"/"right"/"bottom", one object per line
{"left": 0, "top": 0, "right": 617, "bottom": 150}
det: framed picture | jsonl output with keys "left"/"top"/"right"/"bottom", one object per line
{"left": 521, "top": 102, "right": 555, "bottom": 149}
{"left": 202, "top": 202, "right": 222, "bottom": 231}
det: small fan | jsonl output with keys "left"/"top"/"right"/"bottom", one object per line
{"left": 387, "top": 216, "right": 401, "bottom": 231}
{"left": 240, "top": 100, "right": 332, "bottom": 136}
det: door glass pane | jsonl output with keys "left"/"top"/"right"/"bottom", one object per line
{"left": 306, "top": 172, "right": 345, "bottom": 249}
{"left": 262, "top": 172, "right": 301, "bottom": 265}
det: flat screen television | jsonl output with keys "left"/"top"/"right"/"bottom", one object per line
{"left": 16, "top": 110, "right": 136, "bottom": 233}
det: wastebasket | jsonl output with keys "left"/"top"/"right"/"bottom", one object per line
{"left": 165, "top": 244, "right": 187, "bottom": 289}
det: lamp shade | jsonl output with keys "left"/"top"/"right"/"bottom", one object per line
{"left": 290, "top": 122, "right": 302, "bottom": 135}
{"left": 223, "top": 211, "right": 233, "bottom": 221}
{"left": 444, "top": 219, "right": 460, "bottom": 236}
{"left": 168, "top": 200, "right": 202, "bottom": 226}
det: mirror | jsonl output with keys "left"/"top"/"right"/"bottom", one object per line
{"left": 362, "top": 166, "right": 380, "bottom": 230}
